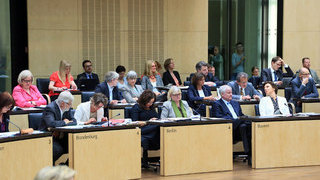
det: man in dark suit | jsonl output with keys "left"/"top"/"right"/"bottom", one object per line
{"left": 76, "top": 60, "right": 100, "bottom": 90}
{"left": 39, "top": 91, "right": 77, "bottom": 164}
{"left": 291, "top": 67, "right": 319, "bottom": 112}
{"left": 192, "top": 61, "right": 222, "bottom": 87}
{"left": 95, "top": 71, "right": 126, "bottom": 105}
{"left": 212, "top": 85, "right": 251, "bottom": 165}
{"left": 261, "top": 56, "right": 294, "bottom": 86}
{"left": 227, "top": 72, "right": 262, "bottom": 100}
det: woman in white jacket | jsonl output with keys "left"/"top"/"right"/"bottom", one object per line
{"left": 74, "top": 93, "right": 108, "bottom": 124}
{"left": 259, "top": 81, "right": 290, "bottom": 116}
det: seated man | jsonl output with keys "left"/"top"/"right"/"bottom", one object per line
{"left": 212, "top": 85, "right": 251, "bottom": 165}
{"left": 227, "top": 72, "right": 262, "bottom": 100}
{"left": 296, "top": 57, "right": 320, "bottom": 84}
{"left": 291, "top": 67, "right": 319, "bottom": 112}
{"left": 261, "top": 56, "right": 294, "bottom": 85}
{"left": 39, "top": 91, "right": 77, "bottom": 164}
{"left": 191, "top": 61, "right": 220, "bottom": 87}
{"left": 76, "top": 60, "right": 100, "bottom": 91}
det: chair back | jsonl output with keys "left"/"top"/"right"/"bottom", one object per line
{"left": 36, "top": 78, "right": 50, "bottom": 94}
{"left": 28, "top": 113, "right": 43, "bottom": 130}
{"left": 124, "top": 106, "right": 133, "bottom": 119}
{"left": 254, "top": 104, "right": 260, "bottom": 116}
{"left": 81, "top": 91, "right": 95, "bottom": 102}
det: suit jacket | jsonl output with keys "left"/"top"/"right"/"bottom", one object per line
{"left": 227, "top": 81, "right": 262, "bottom": 100}
{"left": 131, "top": 104, "right": 159, "bottom": 121}
{"left": 0, "top": 113, "right": 9, "bottom": 132}
{"left": 119, "top": 84, "right": 144, "bottom": 103}
{"left": 187, "top": 84, "right": 212, "bottom": 116}
{"left": 39, "top": 101, "right": 77, "bottom": 131}
{"left": 160, "top": 100, "right": 193, "bottom": 118}
{"left": 77, "top": 72, "right": 99, "bottom": 82}
{"left": 95, "top": 81, "right": 123, "bottom": 101}
{"left": 248, "top": 76, "right": 261, "bottom": 89}
{"left": 291, "top": 76, "right": 319, "bottom": 99}
{"left": 162, "top": 71, "right": 182, "bottom": 86}
{"left": 296, "top": 69, "right": 320, "bottom": 84}
{"left": 141, "top": 75, "right": 164, "bottom": 91}
{"left": 212, "top": 99, "right": 244, "bottom": 129}
{"left": 261, "top": 66, "right": 294, "bottom": 84}
{"left": 259, "top": 96, "right": 290, "bottom": 116}
{"left": 190, "top": 73, "right": 223, "bottom": 86}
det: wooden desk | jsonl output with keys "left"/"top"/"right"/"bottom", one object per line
{"left": 9, "top": 108, "right": 43, "bottom": 131}
{"left": 241, "top": 115, "right": 320, "bottom": 169}
{"left": 148, "top": 119, "right": 233, "bottom": 176}
{"left": 53, "top": 125, "right": 141, "bottom": 180}
{"left": 301, "top": 98, "right": 320, "bottom": 113}
{"left": 0, "top": 132, "right": 52, "bottom": 179}
{"left": 238, "top": 100, "right": 259, "bottom": 116}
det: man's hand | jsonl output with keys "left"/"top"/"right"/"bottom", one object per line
{"left": 242, "top": 95, "right": 251, "bottom": 100}
{"left": 120, "top": 99, "right": 127, "bottom": 103}
{"left": 64, "top": 119, "right": 71, "bottom": 124}
{"left": 275, "top": 81, "right": 283, "bottom": 86}
{"left": 85, "top": 118, "right": 97, "bottom": 125}
{"left": 302, "top": 77, "right": 309, "bottom": 85}
{"left": 253, "top": 95, "right": 260, "bottom": 100}
{"left": 110, "top": 100, "right": 118, "bottom": 104}
{"left": 204, "top": 81, "right": 216, "bottom": 87}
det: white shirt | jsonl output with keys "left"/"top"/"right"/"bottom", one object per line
{"left": 222, "top": 99, "right": 238, "bottom": 119}
{"left": 107, "top": 83, "right": 114, "bottom": 101}
{"left": 55, "top": 101, "right": 64, "bottom": 120}
{"left": 74, "top": 101, "right": 104, "bottom": 124}
{"left": 198, "top": 90, "right": 205, "bottom": 97}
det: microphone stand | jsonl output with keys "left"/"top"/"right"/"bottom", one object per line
{"left": 6, "top": 119, "right": 21, "bottom": 135}
{"left": 108, "top": 113, "right": 121, "bottom": 127}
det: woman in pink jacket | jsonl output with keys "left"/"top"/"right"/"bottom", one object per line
{"left": 12, "top": 70, "right": 47, "bottom": 108}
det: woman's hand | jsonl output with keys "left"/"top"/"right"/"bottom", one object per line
{"left": 85, "top": 118, "right": 97, "bottom": 125}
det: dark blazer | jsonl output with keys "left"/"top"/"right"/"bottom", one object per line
{"left": 291, "top": 76, "right": 319, "bottom": 99}
{"left": 77, "top": 72, "right": 99, "bottom": 82}
{"left": 131, "top": 104, "right": 159, "bottom": 121}
{"left": 95, "top": 81, "right": 123, "bottom": 102}
{"left": 0, "top": 113, "right": 9, "bottom": 132}
{"left": 212, "top": 99, "right": 244, "bottom": 129}
{"left": 227, "top": 81, "right": 262, "bottom": 100}
{"left": 39, "top": 101, "right": 77, "bottom": 131}
{"left": 190, "top": 73, "right": 222, "bottom": 86}
{"left": 248, "top": 76, "right": 261, "bottom": 89}
{"left": 261, "top": 66, "right": 294, "bottom": 84}
{"left": 187, "top": 84, "right": 212, "bottom": 116}
{"left": 162, "top": 71, "right": 182, "bottom": 86}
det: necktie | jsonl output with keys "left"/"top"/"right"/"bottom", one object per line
{"left": 274, "top": 71, "right": 278, "bottom": 81}
{"left": 240, "top": 88, "right": 244, "bottom": 96}
{"left": 90, "top": 74, "right": 93, "bottom": 79}
{"left": 227, "top": 102, "right": 238, "bottom": 119}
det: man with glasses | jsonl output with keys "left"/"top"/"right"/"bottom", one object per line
{"left": 76, "top": 60, "right": 100, "bottom": 90}
{"left": 291, "top": 67, "right": 319, "bottom": 112}
{"left": 296, "top": 57, "right": 320, "bottom": 84}
{"left": 39, "top": 91, "right": 77, "bottom": 164}
{"left": 227, "top": 72, "right": 262, "bottom": 100}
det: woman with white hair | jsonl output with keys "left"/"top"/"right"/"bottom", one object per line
{"left": 119, "top": 70, "right": 144, "bottom": 103}
{"left": 34, "top": 165, "right": 75, "bottom": 180}
{"left": 161, "top": 86, "right": 193, "bottom": 118}
{"left": 95, "top": 71, "right": 126, "bottom": 104}
{"left": 12, "top": 70, "right": 47, "bottom": 107}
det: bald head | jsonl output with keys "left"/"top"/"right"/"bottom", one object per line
{"left": 299, "top": 67, "right": 310, "bottom": 80}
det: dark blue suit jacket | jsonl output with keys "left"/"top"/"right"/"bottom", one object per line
{"left": 39, "top": 101, "right": 77, "bottom": 131}
{"left": 0, "top": 113, "right": 9, "bottom": 132}
{"left": 187, "top": 84, "right": 212, "bottom": 116}
{"left": 95, "top": 81, "right": 123, "bottom": 101}
{"left": 261, "top": 66, "right": 294, "bottom": 84}
{"left": 291, "top": 76, "right": 319, "bottom": 99}
{"left": 212, "top": 99, "right": 244, "bottom": 129}
{"left": 190, "top": 73, "right": 223, "bottom": 86}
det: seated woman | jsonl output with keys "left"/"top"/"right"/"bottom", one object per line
{"left": 162, "top": 58, "right": 182, "bottom": 86}
{"left": 49, "top": 60, "right": 77, "bottom": 101}
{"left": 12, "top": 70, "right": 47, "bottom": 108}
{"left": 187, "top": 72, "right": 216, "bottom": 116}
{"left": 119, "top": 70, "right": 143, "bottom": 103}
{"left": 0, "top": 92, "right": 15, "bottom": 133}
{"left": 116, "top": 65, "right": 127, "bottom": 89}
{"left": 141, "top": 60, "right": 165, "bottom": 99}
{"left": 248, "top": 66, "right": 261, "bottom": 89}
{"left": 259, "top": 81, "right": 290, "bottom": 116}
{"left": 131, "top": 90, "right": 159, "bottom": 168}
{"left": 161, "top": 86, "right": 193, "bottom": 118}
{"left": 74, "top": 93, "right": 108, "bottom": 125}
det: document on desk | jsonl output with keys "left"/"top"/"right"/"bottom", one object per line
{"left": 0, "top": 130, "right": 45, "bottom": 138}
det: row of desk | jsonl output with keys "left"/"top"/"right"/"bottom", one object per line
{"left": 2, "top": 114, "right": 320, "bottom": 179}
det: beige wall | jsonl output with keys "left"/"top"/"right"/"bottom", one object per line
{"left": 28, "top": 0, "right": 208, "bottom": 83}
{"left": 283, "top": 0, "right": 320, "bottom": 74}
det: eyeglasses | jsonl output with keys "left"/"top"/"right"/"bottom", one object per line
{"left": 172, "top": 93, "right": 181, "bottom": 96}
{"left": 22, "top": 79, "right": 32, "bottom": 83}
{"left": 65, "top": 102, "right": 72, "bottom": 106}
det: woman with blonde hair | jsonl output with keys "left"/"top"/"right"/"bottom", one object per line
{"left": 141, "top": 60, "right": 165, "bottom": 97}
{"left": 12, "top": 70, "right": 47, "bottom": 107}
{"left": 49, "top": 60, "right": 77, "bottom": 100}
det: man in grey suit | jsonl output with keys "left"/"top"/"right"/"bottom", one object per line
{"left": 296, "top": 57, "right": 320, "bottom": 84}
{"left": 227, "top": 72, "right": 262, "bottom": 100}
{"left": 39, "top": 91, "right": 77, "bottom": 164}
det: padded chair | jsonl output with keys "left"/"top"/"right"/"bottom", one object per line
{"left": 136, "top": 78, "right": 141, "bottom": 85}
{"left": 184, "top": 81, "right": 191, "bottom": 86}
{"left": 181, "top": 90, "right": 188, "bottom": 101}
{"left": 124, "top": 106, "right": 133, "bottom": 118}
{"left": 36, "top": 78, "right": 51, "bottom": 104}
{"left": 209, "top": 106, "right": 214, "bottom": 117}
{"left": 28, "top": 113, "right": 43, "bottom": 130}
{"left": 284, "top": 87, "right": 292, "bottom": 102}
{"left": 254, "top": 104, "right": 260, "bottom": 116}
{"left": 81, "top": 91, "right": 95, "bottom": 102}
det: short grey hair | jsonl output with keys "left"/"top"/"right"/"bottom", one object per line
{"left": 90, "top": 93, "right": 108, "bottom": 106}
{"left": 17, "top": 70, "right": 33, "bottom": 84}
{"left": 56, "top": 91, "right": 74, "bottom": 105}
{"left": 219, "top": 85, "right": 232, "bottom": 95}
{"left": 167, "top": 86, "right": 181, "bottom": 101}
{"left": 105, "top": 71, "right": 119, "bottom": 82}
{"left": 195, "top": 61, "right": 208, "bottom": 71}
{"left": 126, "top": 70, "right": 138, "bottom": 79}
{"left": 236, "top": 72, "right": 248, "bottom": 82}
{"left": 34, "top": 165, "right": 76, "bottom": 180}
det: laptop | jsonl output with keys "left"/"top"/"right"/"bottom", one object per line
{"left": 79, "top": 79, "right": 99, "bottom": 91}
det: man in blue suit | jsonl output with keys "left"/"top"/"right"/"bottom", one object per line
{"left": 212, "top": 85, "right": 251, "bottom": 165}
{"left": 291, "top": 67, "right": 319, "bottom": 112}
{"left": 191, "top": 61, "right": 222, "bottom": 87}
{"left": 227, "top": 72, "right": 262, "bottom": 100}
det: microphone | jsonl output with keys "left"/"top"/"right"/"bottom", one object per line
{"left": 109, "top": 113, "right": 121, "bottom": 126}
{"left": 6, "top": 119, "right": 21, "bottom": 135}
{"left": 192, "top": 108, "right": 202, "bottom": 121}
